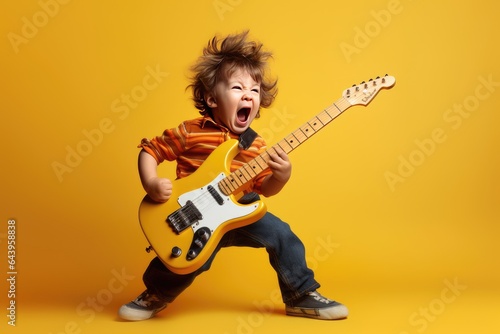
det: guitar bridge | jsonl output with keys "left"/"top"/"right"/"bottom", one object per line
{"left": 167, "top": 200, "right": 203, "bottom": 234}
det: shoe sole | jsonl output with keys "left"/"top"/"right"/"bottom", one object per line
{"left": 118, "top": 304, "right": 167, "bottom": 321}
{"left": 285, "top": 305, "right": 348, "bottom": 320}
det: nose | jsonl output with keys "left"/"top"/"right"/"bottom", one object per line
{"left": 242, "top": 91, "right": 253, "bottom": 101}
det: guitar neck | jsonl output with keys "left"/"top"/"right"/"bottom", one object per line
{"left": 218, "top": 96, "right": 352, "bottom": 196}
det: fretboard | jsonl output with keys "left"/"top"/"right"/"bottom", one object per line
{"left": 218, "top": 96, "right": 352, "bottom": 196}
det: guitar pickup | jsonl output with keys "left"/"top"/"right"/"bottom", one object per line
{"left": 207, "top": 185, "right": 224, "bottom": 205}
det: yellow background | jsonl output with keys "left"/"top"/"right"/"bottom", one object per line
{"left": 1, "top": 0, "right": 499, "bottom": 333}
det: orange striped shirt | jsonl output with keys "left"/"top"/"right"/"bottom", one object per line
{"left": 139, "top": 116, "right": 272, "bottom": 194}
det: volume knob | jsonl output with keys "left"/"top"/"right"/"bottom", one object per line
{"left": 171, "top": 246, "right": 182, "bottom": 258}
{"left": 187, "top": 249, "right": 197, "bottom": 260}
{"left": 198, "top": 229, "right": 210, "bottom": 241}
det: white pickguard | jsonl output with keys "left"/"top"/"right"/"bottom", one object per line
{"left": 176, "top": 173, "right": 260, "bottom": 233}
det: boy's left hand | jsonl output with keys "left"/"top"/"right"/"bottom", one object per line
{"left": 267, "top": 149, "right": 291, "bottom": 183}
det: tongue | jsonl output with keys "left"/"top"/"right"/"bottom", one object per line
{"left": 237, "top": 108, "right": 249, "bottom": 122}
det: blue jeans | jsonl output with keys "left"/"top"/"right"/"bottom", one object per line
{"left": 142, "top": 212, "right": 320, "bottom": 304}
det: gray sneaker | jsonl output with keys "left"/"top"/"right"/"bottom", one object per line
{"left": 118, "top": 290, "right": 167, "bottom": 321}
{"left": 285, "top": 291, "right": 348, "bottom": 320}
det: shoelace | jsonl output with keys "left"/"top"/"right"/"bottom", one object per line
{"left": 309, "top": 291, "right": 333, "bottom": 304}
{"left": 136, "top": 292, "right": 162, "bottom": 307}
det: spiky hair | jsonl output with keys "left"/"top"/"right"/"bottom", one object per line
{"left": 188, "top": 31, "right": 278, "bottom": 117}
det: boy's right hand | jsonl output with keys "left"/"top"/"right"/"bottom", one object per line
{"left": 144, "top": 177, "right": 173, "bottom": 202}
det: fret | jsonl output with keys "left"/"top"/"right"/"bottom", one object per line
{"left": 245, "top": 161, "right": 261, "bottom": 176}
{"left": 237, "top": 168, "right": 251, "bottom": 181}
{"left": 317, "top": 110, "right": 333, "bottom": 124}
{"left": 242, "top": 160, "right": 261, "bottom": 179}
{"left": 263, "top": 148, "right": 276, "bottom": 159}
{"left": 300, "top": 123, "right": 316, "bottom": 138}
{"left": 227, "top": 174, "right": 243, "bottom": 188}
{"left": 234, "top": 171, "right": 248, "bottom": 183}
{"left": 292, "top": 129, "right": 307, "bottom": 143}
{"left": 278, "top": 138, "right": 294, "bottom": 153}
{"left": 219, "top": 177, "right": 235, "bottom": 195}
{"left": 284, "top": 133, "right": 301, "bottom": 149}
{"left": 315, "top": 115, "right": 326, "bottom": 126}
{"left": 275, "top": 141, "right": 290, "bottom": 154}
{"left": 254, "top": 151, "right": 270, "bottom": 167}
{"left": 254, "top": 155, "right": 268, "bottom": 170}
{"left": 308, "top": 117, "right": 324, "bottom": 131}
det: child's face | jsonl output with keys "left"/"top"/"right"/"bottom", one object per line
{"left": 207, "top": 68, "right": 261, "bottom": 134}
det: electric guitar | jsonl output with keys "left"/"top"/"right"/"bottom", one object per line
{"left": 139, "top": 75, "right": 396, "bottom": 274}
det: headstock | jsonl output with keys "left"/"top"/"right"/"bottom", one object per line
{"left": 343, "top": 75, "right": 396, "bottom": 106}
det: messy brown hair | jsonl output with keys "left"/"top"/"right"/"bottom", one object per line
{"left": 188, "top": 31, "right": 278, "bottom": 117}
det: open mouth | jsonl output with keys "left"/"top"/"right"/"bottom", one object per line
{"left": 237, "top": 107, "right": 251, "bottom": 124}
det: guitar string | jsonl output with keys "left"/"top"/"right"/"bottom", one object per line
{"left": 168, "top": 186, "right": 224, "bottom": 230}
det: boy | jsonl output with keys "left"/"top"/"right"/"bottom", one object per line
{"left": 118, "top": 31, "right": 348, "bottom": 321}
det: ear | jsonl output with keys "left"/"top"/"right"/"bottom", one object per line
{"left": 205, "top": 93, "right": 217, "bottom": 108}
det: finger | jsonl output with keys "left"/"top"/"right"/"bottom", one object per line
{"left": 278, "top": 151, "right": 289, "bottom": 161}
{"left": 268, "top": 154, "right": 281, "bottom": 165}
{"left": 274, "top": 148, "right": 289, "bottom": 160}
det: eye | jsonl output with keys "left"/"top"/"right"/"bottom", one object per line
{"left": 252, "top": 88, "right": 260, "bottom": 93}
{"left": 232, "top": 85, "right": 242, "bottom": 90}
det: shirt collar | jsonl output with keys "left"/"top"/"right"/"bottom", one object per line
{"left": 201, "top": 115, "right": 231, "bottom": 132}
{"left": 200, "top": 115, "right": 240, "bottom": 139}
{"left": 200, "top": 115, "right": 217, "bottom": 128}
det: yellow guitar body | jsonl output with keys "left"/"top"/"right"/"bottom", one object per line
{"left": 139, "top": 139, "right": 267, "bottom": 275}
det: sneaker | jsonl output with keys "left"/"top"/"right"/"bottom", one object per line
{"left": 118, "top": 290, "right": 167, "bottom": 321}
{"left": 285, "top": 291, "right": 348, "bottom": 320}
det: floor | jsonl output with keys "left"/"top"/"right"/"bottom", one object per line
{"left": 10, "top": 281, "right": 499, "bottom": 334}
